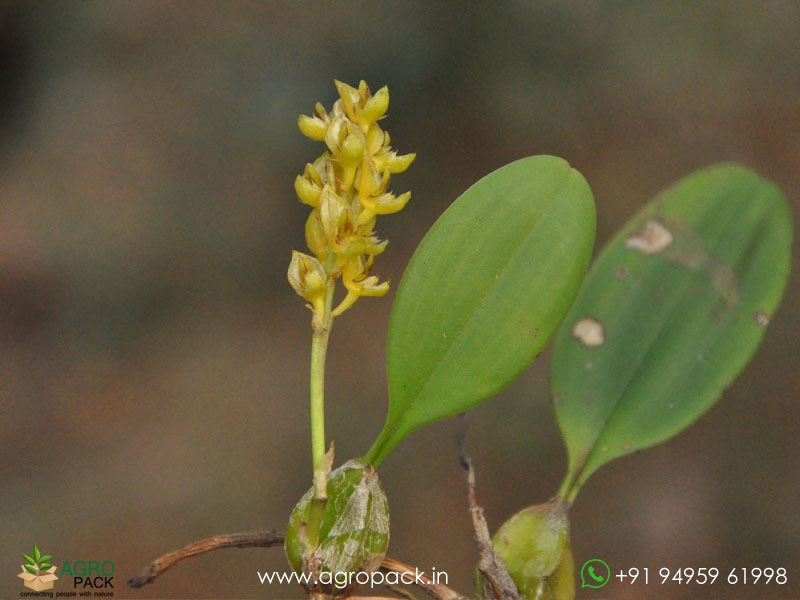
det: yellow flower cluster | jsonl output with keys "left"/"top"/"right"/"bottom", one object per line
{"left": 288, "top": 80, "right": 415, "bottom": 324}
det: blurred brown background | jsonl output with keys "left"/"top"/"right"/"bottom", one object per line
{"left": 1, "top": 2, "right": 798, "bottom": 599}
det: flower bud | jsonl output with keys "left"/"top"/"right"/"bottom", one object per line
{"left": 358, "top": 157, "right": 387, "bottom": 200}
{"left": 285, "top": 460, "right": 390, "bottom": 597}
{"left": 324, "top": 118, "right": 363, "bottom": 176}
{"left": 365, "top": 124, "right": 387, "bottom": 155}
{"left": 386, "top": 151, "right": 416, "bottom": 174}
{"left": 287, "top": 251, "right": 327, "bottom": 315}
{"left": 342, "top": 256, "right": 390, "bottom": 298}
{"left": 334, "top": 80, "right": 360, "bottom": 121}
{"left": 305, "top": 210, "right": 328, "bottom": 261}
{"left": 480, "top": 499, "right": 575, "bottom": 600}
{"left": 362, "top": 191, "right": 411, "bottom": 216}
{"left": 298, "top": 109, "right": 328, "bottom": 141}
{"left": 295, "top": 172, "right": 322, "bottom": 207}
{"left": 339, "top": 129, "right": 364, "bottom": 168}
{"left": 360, "top": 85, "right": 389, "bottom": 126}
{"left": 319, "top": 186, "right": 356, "bottom": 252}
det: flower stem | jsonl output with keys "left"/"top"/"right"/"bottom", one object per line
{"left": 310, "top": 325, "right": 331, "bottom": 490}
{"left": 309, "top": 259, "right": 337, "bottom": 500}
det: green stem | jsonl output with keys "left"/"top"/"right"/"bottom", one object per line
{"left": 556, "top": 468, "right": 582, "bottom": 505}
{"left": 309, "top": 257, "right": 337, "bottom": 500}
{"left": 307, "top": 307, "right": 332, "bottom": 546}
{"left": 310, "top": 325, "right": 331, "bottom": 489}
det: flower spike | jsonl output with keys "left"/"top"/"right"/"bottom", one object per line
{"left": 288, "top": 80, "right": 414, "bottom": 319}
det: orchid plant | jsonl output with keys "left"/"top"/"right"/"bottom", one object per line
{"left": 128, "top": 80, "right": 792, "bottom": 600}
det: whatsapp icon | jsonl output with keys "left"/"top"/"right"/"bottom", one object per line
{"left": 580, "top": 558, "right": 610, "bottom": 588}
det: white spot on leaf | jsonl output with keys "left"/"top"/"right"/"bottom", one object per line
{"left": 625, "top": 220, "right": 673, "bottom": 254}
{"left": 755, "top": 311, "right": 770, "bottom": 327}
{"left": 572, "top": 318, "right": 605, "bottom": 347}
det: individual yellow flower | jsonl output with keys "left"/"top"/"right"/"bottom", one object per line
{"left": 357, "top": 158, "right": 411, "bottom": 217}
{"left": 287, "top": 251, "right": 327, "bottom": 316}
{"left": 305, "top": 210, "right": 328, "bottom": 261}
{"left": 294, "top": 163, "right": 323, "bottom": 208}
{"left": 297, "top": 103, "right": 329, "bottom": 141}
{"left": 319, "top": 185, "right": 358, "bottom": 254}
{"left": 343, "top": 255, "right": 389, "bottom": 297}
{"left": 334, "top": 80, "right": 389, "bottom": 131}
{"left": 332, "top": 255, "right": 390, "bottom": 317}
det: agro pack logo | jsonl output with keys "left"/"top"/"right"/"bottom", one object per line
{"left": 18, "top": 543, "right": 58, "bottom": 591}
{"left": 61, "top": 559, "right": 115, "bottom": 590}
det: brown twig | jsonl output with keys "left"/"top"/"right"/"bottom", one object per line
{"left": 126, "top": 529, "right": 467, "bottom": 600}
{"left": 127, "top": 530, "right": 285, "bottom": 589}
{"left": 456, "top": 416, "right": 522, "bottom": 600}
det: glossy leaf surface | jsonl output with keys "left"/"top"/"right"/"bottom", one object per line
{"left": 366, "top": 156, "right": 596, "bottom": 466}
{"left": 552, "top": 163, "right": 792, "bottom": 500}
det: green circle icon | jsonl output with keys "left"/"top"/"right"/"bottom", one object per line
{"left": 580, "top": 558, "right": 610, "bottom": 588}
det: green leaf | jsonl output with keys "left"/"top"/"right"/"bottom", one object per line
{"left": 33, "top": 544, "right": 40, "bottom": 562}
{"left": 39, "top": 563, "right": 53, "bottom": 571}
{"left": 24, "top": 564, "right": 38, "bottom": 575}
{"left": 366, "top": 156, "right": 596, "bottom": 466}
{"left": 22, "top": 553, "right": 36, "bottom": 566}
{"left": 552, "top": 163, "right": 792, "bottom": 501}
{"left": 38, "top": 555, "right": 53, "bottom": 564}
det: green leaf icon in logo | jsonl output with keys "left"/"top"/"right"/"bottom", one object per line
{"left": 22, "top": 543, "right": 54, "bottom": 575}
